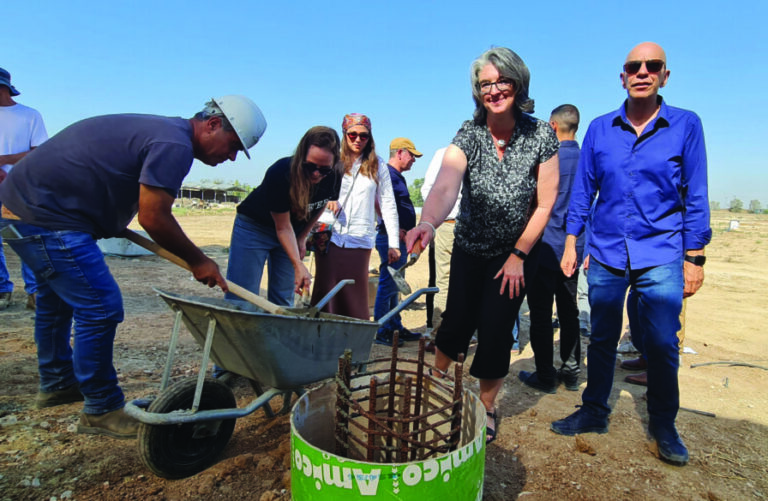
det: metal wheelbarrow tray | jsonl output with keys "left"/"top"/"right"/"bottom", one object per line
{"left": 125, "top": 283, "right": 436, "bottom": 479}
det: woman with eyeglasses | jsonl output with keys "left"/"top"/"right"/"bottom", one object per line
{"left": 310, "top": 113, "right": 400, "bottom": 320}
{"left": 405, "top": 47, "right": 560, "bottom": 444}
{"left": 225, "top": 126, "right": 342, "bottom": 306}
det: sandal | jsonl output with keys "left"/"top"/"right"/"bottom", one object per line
{"left": 486, "top": 409, "right": 499, "bottom": 445}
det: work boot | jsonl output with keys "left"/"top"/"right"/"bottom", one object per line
{"left": 35, "top": 384, "right": 84, "bottom": 409}
{"left": 395, "top": 327, "right": 422, "bottom": 342}
{"left": 649, "top": 422, "right": 689, "bottom": 466}
{"left": 77, "top": 408, "right": 139, "bottom": 439}
{"left": 0, "top": 291, "right": 11, "bottom": 310}
{"left": 551, "top": 407, "right": 609, "bottom": 436}
{"left": 26, "top": 293, "right": 37, "bottom": 311}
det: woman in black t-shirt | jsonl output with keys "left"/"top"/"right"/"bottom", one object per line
{"left": 226, "top": 126, "right": 342, "bottom": 306}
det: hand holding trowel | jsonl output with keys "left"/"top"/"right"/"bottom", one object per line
{"left": 387, "top": 235, "right": 427, "bottom": 295}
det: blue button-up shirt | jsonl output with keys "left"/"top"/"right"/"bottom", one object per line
{"left": 566, "top": 98, "right": 711, "bottom": 270}
{"left": 539, "top": 140, "right": 585, "bottom": 270}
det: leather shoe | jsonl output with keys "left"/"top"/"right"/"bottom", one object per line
{"left": 78, "top": 408, "right": 138, "bottom": 439}
{"left": 551, "top": 407, "right": 609, "bottom": 436}
{"left": 35, "top": 384, "right": 84, "bottom": 409}
{"left": 624, "top": 372, "right": 648, "bottom": 386}
{"left": 620, "top": 357, "right": 648, "bottom": 370}
{"left": 557, "top": 369, "right": 580, "bottom": 391}
{"left": 518, "top": 370, "right": 557, "bottom": 394}
{"left": 424, "top": 341, "right": 436, "bottom": 354}
{"left": 649, "top": 423, "right": 689, "bottom": 466}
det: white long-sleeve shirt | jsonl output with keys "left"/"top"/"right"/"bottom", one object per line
{"left": 421, "top": 147, "right": 461, "bottom": 220}
{"left": 321, "top": 155, "right": 399, "bottom": 249}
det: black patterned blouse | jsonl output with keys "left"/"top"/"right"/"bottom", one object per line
{"left": 452, "top": 113, "right": 559, "bottom": 258}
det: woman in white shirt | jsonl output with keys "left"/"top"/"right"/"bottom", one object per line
{"left": 310, "top": 113, "right": 400, "bottom": 319}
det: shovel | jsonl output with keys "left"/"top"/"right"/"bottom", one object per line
{"left": 387, "top": 238, "right": 426, "bottom": 295}
{"left": 123, "top": 229, "right": 291, "bottom": 316}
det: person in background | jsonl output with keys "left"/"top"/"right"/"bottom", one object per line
{"left": 310, "top": 114, "right": 400, "bottom": 320}
{"left": 0, "top": 67, "right": 47, "bottom": 311}
{"left": 551, "top": 42, "right": 710, "bottom": 467}
{"left": 420, "top": 147, "right": 458, "bottom": 353}
{"left": 226, "top": 126, "right": 342, "bottom": 305}
{"left": 373, "top": 137, "right": 423, "bottom": 346}
{"left": 406, "top": 47, "right": 559, "bottom": 444}
{"left": 0, "top": 96, "right": 266, "bottom": 439}
{"left": 521, "top": 104, "right": 584, "bottom": 393}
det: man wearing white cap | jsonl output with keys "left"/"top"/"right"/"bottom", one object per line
{"left": 0, "top": 96, "right": 266, "bottom": 439}
{"left": 0, "top": 67, "right": 47, "bottom": 311}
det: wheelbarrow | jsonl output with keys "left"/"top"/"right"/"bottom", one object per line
{"left": 125, "top": 281, "right": 437, "bottom": 479}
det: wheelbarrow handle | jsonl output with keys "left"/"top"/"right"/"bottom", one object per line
{"left": 122, "top": 229, "right": 287, "bottom": 315}
{"left": 376, "top": 287, "right": 439, "bottom": 327}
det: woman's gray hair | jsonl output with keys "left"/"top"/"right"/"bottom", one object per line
{"left": 470, "top": 47, "right": 534, "bottom": 123}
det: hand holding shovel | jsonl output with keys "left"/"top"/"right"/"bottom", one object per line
{"left": 387, "top": 235, "right": 427, "bottom": 295}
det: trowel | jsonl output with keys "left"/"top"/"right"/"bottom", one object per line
{"left": 387, "top": 239, "right": 426, "bottom": 295}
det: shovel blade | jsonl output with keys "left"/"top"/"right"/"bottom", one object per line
{"left": 387, "top": 265, "right": 412, "bottom": 295}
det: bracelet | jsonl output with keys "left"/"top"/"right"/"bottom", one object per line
{"left": 510, "top": 248, "right": 527, "bottom": 261}
{"left": 419, "top": 220, "right": 437, "bottom": 235}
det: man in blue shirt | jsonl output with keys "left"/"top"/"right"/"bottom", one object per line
{"left": 520, "top": 104, "right": 584, "bottom": 394}
{"left": 373, "top": 137, "right": 422, "bottom": 346}
{"left": 550, "top": 42, "right": 711, "bottom": 467}
{"left": 0, "top": 96, "right": 266, "bottom": 439}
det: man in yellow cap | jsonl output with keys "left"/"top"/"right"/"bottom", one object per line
{"left": 373, "top": 138, "right": 422, "bottom": 346}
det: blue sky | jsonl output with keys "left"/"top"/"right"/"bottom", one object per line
{"left": 5, "top": 1, "right": 767, "bottom": 206}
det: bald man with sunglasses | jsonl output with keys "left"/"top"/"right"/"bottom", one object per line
{"left": 551, "top": 42, "right": 711, "bottom": 467}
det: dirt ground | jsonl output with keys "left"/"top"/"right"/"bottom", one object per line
{"left": 1, "top": 209, "right": 766, "bottom": 501}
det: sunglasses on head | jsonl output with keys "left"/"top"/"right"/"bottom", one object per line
{"left": 303, "top": 162, "right": 333, "bottom": 177}
{"left": 346, "top": 131, "right": 370, "bottom": 141}
{"left": 623, "top": 59, "right": 665, "bottom": 75}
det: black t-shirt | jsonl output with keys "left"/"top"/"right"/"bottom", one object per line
{"left": 237, "top": 156, "right": 341, "bottom": 234}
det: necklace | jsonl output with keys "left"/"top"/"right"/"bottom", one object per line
{"left": 496, "top": 138, "right": 507, "bottom": 148}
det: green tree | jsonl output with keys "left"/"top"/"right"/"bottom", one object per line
{"left": 409, "top": 178, "right": 424, "bottom": 207}
{"left": 709, "top": 200, "right": 720, "bottom": 211}
{"left": 729, "top": 198, "right": 743, "bottom": 213}
{"left": 749, "top": 199, "right": 762, "bottom": 213}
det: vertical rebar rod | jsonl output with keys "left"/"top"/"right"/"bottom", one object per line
{"left": 449, "top": 353, "right": 465, "bottom": 452}
{"left": 385, "top": 331, "right": 400, "bottom": 463}
{"left": 400, "top": 376, "right": 413, "bottom": 462}
{"left": 367, "top": 376, "right": 378, "bottom": 462}
{"left": 411, "top": 337, "right": 426, "bottom": 461}
{"left": 335, "top": 350, "right": 352, "bottom": 457}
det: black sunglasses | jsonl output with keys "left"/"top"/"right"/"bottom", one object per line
{"left": 623, "top": 59, "right": 665, "bottom": 75}
{"left": 303, "top": 162, "right": 333, "bottom": 177}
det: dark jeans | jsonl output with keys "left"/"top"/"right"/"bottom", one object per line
{"left": 3, "top": 221, "right": 126, "bottom": 414}
{"left": 527, "top": 265, "right": 581, "bottom": 382}
{"left": 583, "top": 258, "right": 683, "bottom": 426}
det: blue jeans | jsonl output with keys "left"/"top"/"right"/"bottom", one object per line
{"left": 3, "top": 221, "right": 126, "bottom": 414}
{"left": 0, "top": 203, "right": 38, "bottom": 295}
{"left": 373, "top": 232, "right": 407, "bottom": 333}
{"left": 226, "top": 214, "right": 295, "bottom": 307}
{"left": 583, "top": 258, "right": 683, "bottom": 426}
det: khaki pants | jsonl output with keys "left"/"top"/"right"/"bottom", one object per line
{"left": 431, "top": 221, "right": 455, "bottom": 333}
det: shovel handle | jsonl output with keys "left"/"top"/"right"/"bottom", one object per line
{"left": 122, "top": 230, "right": 286, "bottom": 315}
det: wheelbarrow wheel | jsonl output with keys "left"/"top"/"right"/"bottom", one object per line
{"left": 138, "top": 377, "right": 237, "bottom": 479}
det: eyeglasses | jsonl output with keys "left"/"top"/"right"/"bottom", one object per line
{"left": 479, "top": 79, "right": 514, "bottom": 95}
{"left": 303, "top": 162, "right": 333, "bottom": 177}
{"left": 347, "top": 132, "right": 370, "bottom": 142}
{"left": 623, "top": 59, "right": 665, "bottom": 75}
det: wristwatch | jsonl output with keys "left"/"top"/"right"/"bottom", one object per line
{"left": 684, "top": 254, "right": 706, "bottom": 266}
